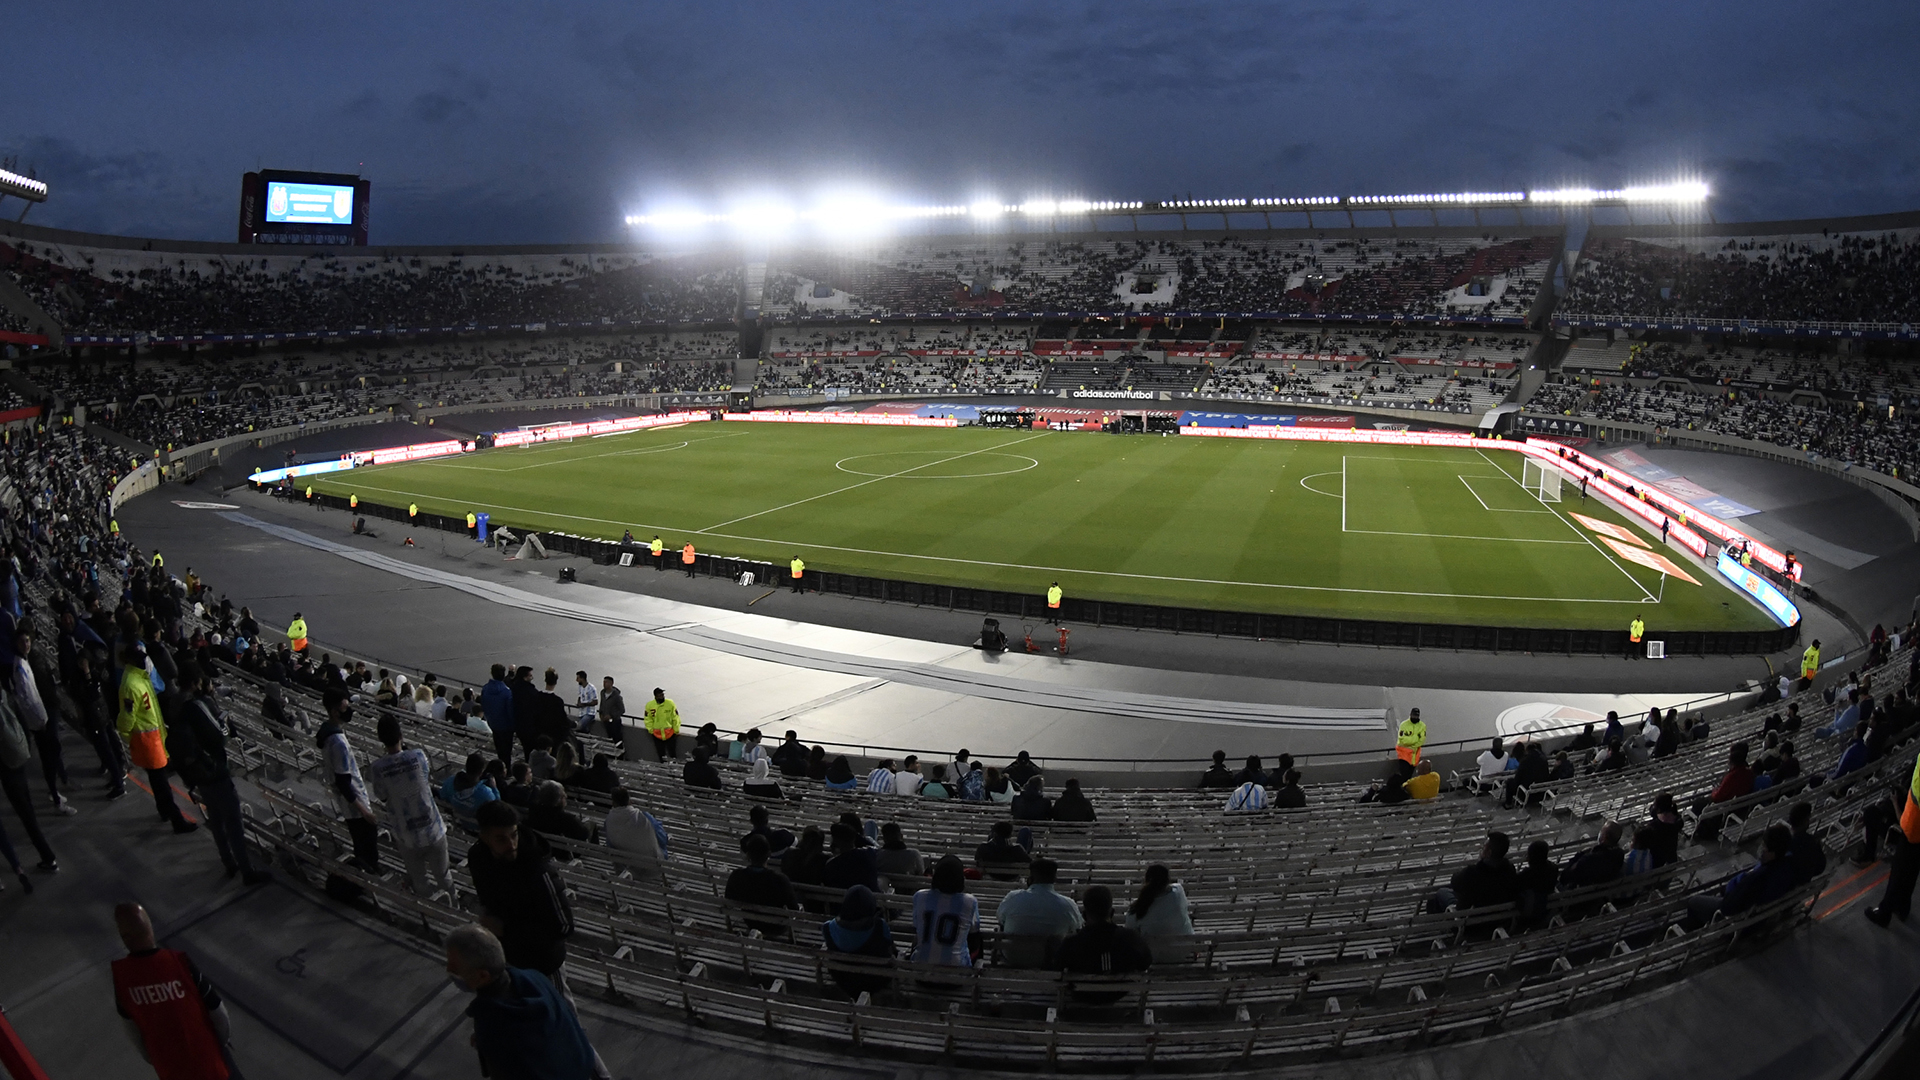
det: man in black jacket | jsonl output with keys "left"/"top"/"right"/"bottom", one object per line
{"left": 469, "top": 800, "right": 576, "bottom": 988}
{"left": 170, "top": 664, "right": 269, "bottom": 885}
{"left": 1199, "top": 751, "right": 1234, "bottom": 789}
{"left": 1503, "top": 741, "right": 1551, "bottom": 808}
{"left": 1558, "top": 822, "right": 1625, "bottom": 890}
{"left": 1056, "top": 885, "right": 1153, "bottom": 1004}
{"left": 771, "top": 729, "right": 809, "bottom": 779}
{"left": 682, "top": 748, "right": 723, "bottom": 789}
{"left": 1429, "top": 831, "right": 1518, "bottom": 913}
{"left": 509, "top": 666, "right": 542, "bottom": 756}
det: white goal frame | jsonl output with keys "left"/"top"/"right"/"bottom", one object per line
{"left": 1522, "top": 458, "right": 1564, "bottom": 503}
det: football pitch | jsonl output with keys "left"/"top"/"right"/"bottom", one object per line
{"left": 313, "top": 421, "right": 1776, "bottom": 632}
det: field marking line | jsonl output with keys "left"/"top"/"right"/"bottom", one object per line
{"left": 320, "top": 476, "right": 1649, "bottom": 605}
{"left": 1341, "top": 455, "right": 1348, "bottom": 532}
{"left": 1298, "top": 472, "right": 1343, "bottom": 498}
{"left": 1475, "top": 448, "right": 1657, "bottom": 602}
{"left": 1343, "top": 455, "right": 1575, "bottom": 543}
{"left": 835, "top": 452, "right": 1040, "bottom": 479}
{"left": 1456, "top": 474, "right": 1553, "bottom": 514}
{"left": 702, "top": 431, "right": 1051, "bottom": 532}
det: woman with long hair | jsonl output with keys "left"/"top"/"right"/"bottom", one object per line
{"left": 1124, "top": 863, "right": 1192, "bottom": 940}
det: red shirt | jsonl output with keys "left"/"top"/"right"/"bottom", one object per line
{"left": 112, "top": 949, "right": 229, "bottom": 1080}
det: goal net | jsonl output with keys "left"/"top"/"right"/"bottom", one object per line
{"left": 1522, "top": 458, "right": 1564, "bottom": 503}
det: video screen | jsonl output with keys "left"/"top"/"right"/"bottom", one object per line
{"left": 264, "top": 181, "right": 355, "bottom": 224}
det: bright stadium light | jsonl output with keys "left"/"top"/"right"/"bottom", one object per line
{"left": 969, "top": 199, "right": 1007, "bottom": 220}
{"left": 727, "top": 199, "right": 798, "bottom": 238}
{"left": 0, "top": 166, "right": 48, "bottom": 203}
{"left": 1529, "top": 180, "right": 1709, "bottom": 204}
{"left": 1018, "top": 199, "right": 1059, "bottom": 216}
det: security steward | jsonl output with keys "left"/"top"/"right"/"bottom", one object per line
{"left": 1046, "top": 581, "right": 1063, "bottom": 624}
{"left": 287, "top": 612, "right": 309, "bottom": 655}
{"left": 790, "top": 555, "right": 806, "bottom": 594}
{"left": 643, "top": 687, "right": 682, "bottom": 761}
{"left": 650, "top": 535, "right": 665, "bottom": 571}
{"left": 1801, "top": 639, "right": 1821, "bottom": 688}
{"left": 1628, "top": 617, "right": 1646, "bottom": 659}
{"left": 466, "top": 510, "right": 478, "bottom": 539}
{"left": 682, "top": 541, "right": 697, "bottom": 578}
{"left": 1395, "top": 707, "right": 1427, "bottom": 765}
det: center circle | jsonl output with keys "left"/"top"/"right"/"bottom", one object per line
{"left": 835, "top": 451, "right": 1041, "bottom": 479}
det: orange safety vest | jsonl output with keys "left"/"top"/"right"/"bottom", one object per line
{"left": 681, "top": 543, "right": 696, "bottom": 565}
{"left": 1902, "top": 757, "right": 1920, "bottom": 845}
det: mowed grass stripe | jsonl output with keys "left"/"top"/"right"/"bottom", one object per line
{"left": 316, "top": 423, "right": 1773, "bottom": 631}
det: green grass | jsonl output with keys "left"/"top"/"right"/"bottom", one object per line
{"left": 314, "top": 421, "right": 1777, "bottom": 632}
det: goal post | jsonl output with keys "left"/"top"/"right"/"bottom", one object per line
{"left": 1522, "top": 458, "right": 1564, "bottom": 503}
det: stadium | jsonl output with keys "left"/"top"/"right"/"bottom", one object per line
{"left": 3, "top": 24, "right": 1920, "bottom": 1080}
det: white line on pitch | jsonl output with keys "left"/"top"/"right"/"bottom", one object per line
{"left": 701, "top": 431, "right": 1051, "bottom": 532}
{"left": 1475, "top": 448, "right": 1657, "bottom": 602}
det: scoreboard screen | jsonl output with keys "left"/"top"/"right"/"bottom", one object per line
{"left": 240, "top": 169, "right": 370, "bottom": 245}
{"left": 264, "top": 180, "right": 356, "bottom": 224}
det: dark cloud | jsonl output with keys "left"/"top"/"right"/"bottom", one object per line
{"left": 2, "top": 0, "right": 1916, "bottom": 244}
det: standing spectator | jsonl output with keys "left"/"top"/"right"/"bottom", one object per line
{"left": 168, "top": 665, "right": 268, "bottom": 885}
{"left": 571, "top": 671, "right": 598, "bottom": 735}
{"left": 597, "top": 676, "right": 625, "bottom": 753}
{"left": 910, "top": 855, "right": 980, "bottom": 967}
{"left": 1867, "top": 756, "right": 1920, "bottom": 927}
{"left": 643, "top": 687, "right": 681, "bottom": 761}
{"left": 533, "top": 670, "right": 572, "bottom": 750}
{"left": 1005, "top": 751, "right": 1042, "bottom": 788}
{"left": 479, "top": 664, "right": 515, "bottom": 764}
{"left": 1057, "top": 885, "right": 1153, "bottom": 1003}
{"left": 0, "top": 687, "right": 57, "bottom": 874}
{"left": 367, "top": 715, "right": 452, "bottom": 897}
{"left": 111, "top": 902, "right": 239, "bottom": 1080}
{"left": 444, "top": 924, "right": 607, "bottom": 1080}
{"left": 469, "top": 801, "right": 577, "bottom": 989}
{"left": 317, "top": 689, "right": 378, "bottom": 869}
{"left": 116, "top": 643, "right": 195, "bottom": 833}
{"left": 13, "top": 629, "right": 74, "bottom": 815}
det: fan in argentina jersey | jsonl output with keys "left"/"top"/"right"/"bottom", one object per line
{"left": 910, "top": 856, "right": 981, "bottom": 966}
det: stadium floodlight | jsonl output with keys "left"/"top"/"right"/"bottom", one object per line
{"left": 969, "top": 200, "right": 1006, "bottom": 220}
{"left": 727, "top": 200, "right": 798, "bottom": 238}
{"left": 1018, "top": 199, "right": 1059, "bottom": 216}
{"left": 0, "top": 167, "right": 48, "bottom": 203}
{"left": 1528, "top": 181, "right": 1709, "bottom": 205}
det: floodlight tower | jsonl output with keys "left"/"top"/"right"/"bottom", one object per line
{"left": 0, "top": 164, "right": 49, "bottom": 222}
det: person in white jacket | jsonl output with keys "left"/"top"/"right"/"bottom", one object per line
{"left": 366, "top": 715, "right": 452, "bottom": 897}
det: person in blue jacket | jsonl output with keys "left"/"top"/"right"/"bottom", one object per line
{"left": 481, "top": 663, "right": 516, "bottom": 764}
{"left": 445, "top": 923, "right": 608, "bottom": 1080}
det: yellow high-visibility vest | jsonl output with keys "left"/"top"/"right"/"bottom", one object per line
{"left": 1801, "top": 645, "right": 1820, "bottom": 677}
{"left": 644, "top": 698, "right": 681, "bottom": 739}
{"left": 1046, "top": 585, "right": 1063, "bottom": 609}
{"left": 1396, "top": 719, "right": 1426, "bottom": 751}
{"left": 790, "top": 558, "right": 805, "bottom": 579}
{"left": 1629, "top": 619, "right": 1645, "bottom": 643}
{"left": 650, "top": 538, "right": 664, "bottom": 556}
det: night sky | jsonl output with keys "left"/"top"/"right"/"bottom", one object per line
{"left": 7, "top": 1, "right": 1917, "bottom": 245}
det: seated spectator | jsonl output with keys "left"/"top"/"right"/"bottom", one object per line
{"left": 783, "top": 827, "right": 829, "bottom": 894}
{"left": 1225, "top": 779, "right": 1268, "bottom": 812}
{"left": 1683, "top": 824, "right": 1798, "bottom": 929}
{"left": 1589, "top": 736, "right": 1629, "bottom": 774}
{"left": 1549, "top": 751, "right": 1577, "bottom": 782}
{"left": 1200, "top": 750, "right": 1235, "bottom": 789}
{"left": 1640, "top": 793, "right": 1684, "bottom": 868}
{"left": 526, "top": 738, "right": 557, "bottom": 782}
{"left": 439, "top": 752, "right": 500, "bottom": 829}
{"left": 1361, "top": 759, "right": 1413, "bottom": 804}
{"left": 1564, "top": 723, "right": 1598, "bottom": 753}
{"left": 1474, "top": 738, "right": 1509, "bottom": 791}
{"left": 571, "top": 753, "right": 620, "bottom": 795}
{"left": 837, "top": 812, "right": 876, "bottom": 847}
{"left": 975, "top": 821, "right": 1031, "bottom": 880}
{"left": 1428, "top": 831, "right": 1518, "bottom": 913}
{"left": 1771, "top": 740, "right": 1803, "bottom": 786}
{"left": 602, "top": 788, "right": 664, "bottom": 875}
{"left": 1828, "top": 728, "right": 1871, "bottom": 782}
{"left": 1710, "top": 742, "right": 1756, "bottom": 803}
{"left": 996, "top": 858, "right": 1082, "bottom": 967}
{"left": 1011, "top": 777, "right": 1053, "bottom": 821}
{"left": 909, "top": 856, "right": 979, "bottom": 968}
{"left": 551, "top": 743, "right": 581, "bottom": 788}
{"left": 682, "top": 748, "right": 723, "bottom": 790}
{"left": 724, "top": 834, "right": 797, "bottom": 940}
{"left": 1057, "top": 885, "right": 1153, "bottom": 1003}
{"left": 960, "top": 761, "right": 986, "bottom": 802}
{"left": 823, "top": 755, "right": 858, "bottom": 792}
{"left": 1005, "top": 751, "right": 1042, "bottom": 788}
{"left": 865, "top": 759, "right": 898, "bottom": 794}
{"left": 771, "top": 729, "right": 809, "bottom": 778}
{"left": 919, "top": 764, "right": 953, "bottom": 800}
{"left": 1816, "top": 689, "right": 1864, "bottom": 741}
{"left": 874, "top": 822, "right": 925, "bottom": 879}
{"left": 1405, "top": 761, "right": 1441, "bottom": 800}
{"left": 821, "top": 884, "right": 895, "bottom": 996}
{"left": 1504, "top": 740, "right": 1551, "bottom": 808}
{"left": 892, "top": 755, "right": 924, "bottom": 797}
{"left": 1515, "top": 840, "right": 1558, "bottom": 923}
{"left": 1786, "top": 802, "right": 1827, "bottom": 885}
{"left": 743, "top": 758, "right": 785, "bottom": 800}
{"left": 526, "top": 782, "right": 593, "bottom": 854}
{"left": 805, "top": 745, "right": 828, "bottom": 782}
{"left": 1559, "top": 822, "right": 1626, "bottom": 890}
{"left": 692, "top": 722, "right": 721, "bottom": 759}
{"left": 498, "top": 761, "right": 538, "bottom": 808}
{"left": 823, "top": 823, "right": 881, "bottom": 894}
{"left": 1653, "top": 710, "right": 1680, "bottom": 758}
{"left": 741, "top": 804, "right": 794, "bottom": 856}
{"left": 1272, "top": 769, "right": 1306, "bottom": 808}
{"left": 1124, "top": 864, "right": 1193, "bottom": 945}
{"left": 1052, "top": 778, "right": 1096, "bottom": 822}
{"left": 1233, "top": 755, "right": 1270, "bottom": 788}
{"left": 984, "top": 766, "right": 1014, "bottom": 804}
